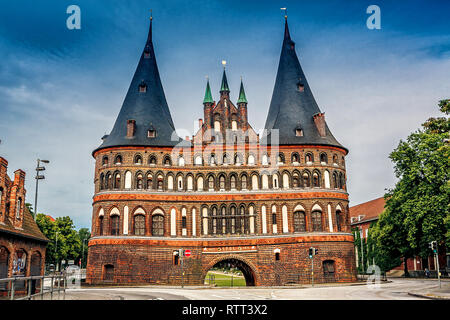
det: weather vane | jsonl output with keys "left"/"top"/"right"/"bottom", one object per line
{"left": 221, "top": 60, "right": 227, "bottom": 69}
{"left": 281, "top": 7, "right": 287, "bottom": 19}
{"left": 150, "top": 9, "right": 153, "bottom": 20}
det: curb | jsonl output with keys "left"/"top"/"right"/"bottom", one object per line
{"left": 407, "top": 292, "right": 450, "bottom": 300}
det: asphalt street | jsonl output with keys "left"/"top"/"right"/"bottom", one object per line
{"left": 60, "top": 278, "right": 448, "bottom": 300}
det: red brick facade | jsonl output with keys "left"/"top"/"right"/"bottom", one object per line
{"left": 86, "top": 145, "right": 357, "bottom": 285}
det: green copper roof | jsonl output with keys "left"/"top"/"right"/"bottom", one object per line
{"left": 203, "top": 79, "right": 214, "bottom": 104}
{"left": 220, "top": 69, "right": 230, "bottom": 92}
{"left": 237, "top": 79, "right": 248, "bottom": 104}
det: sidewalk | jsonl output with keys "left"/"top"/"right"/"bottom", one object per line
{"left": 408, "top": 283, "right": 450, "bottom": 300}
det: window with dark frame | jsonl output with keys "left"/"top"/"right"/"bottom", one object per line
{"left": 110, "top": 215, "right": 120, "bottom": 235}
{"left": 152, "top": 215, "right": 164, "bottom": 236}
{"left": 293, "top": 211, "right": 306, "bottom": 232}
{"left": 311, "top": 211, "right": 322, "bottom": 231}
{"left": 134, "top": 215, "right": 145, "bottom": 236}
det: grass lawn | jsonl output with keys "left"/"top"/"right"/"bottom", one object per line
{"left": 205, "top": 271, "right": 247, "bottom": 287}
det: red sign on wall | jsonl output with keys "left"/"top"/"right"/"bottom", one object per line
{"left": 184, "top": 249, "right": 191, "bottom": 257}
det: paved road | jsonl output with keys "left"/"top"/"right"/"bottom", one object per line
{"left": 63, "top": 278, "right": 448, "bottom": 300}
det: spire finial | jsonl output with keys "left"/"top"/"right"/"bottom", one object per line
{"left": 147, "top": 10, "right": 153, "bottom": 44}
{"left": 150, "top": 9, "right": 153, "bottom": 20}
{"left": 281, "top": 7, "right": 287, "bottom": 20}
{"left": 221, "top": 60, "right": 227, "bottom": 70}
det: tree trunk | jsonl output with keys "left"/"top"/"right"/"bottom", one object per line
{"left": 403, "top": 257, "right": 410, "bottom": 278}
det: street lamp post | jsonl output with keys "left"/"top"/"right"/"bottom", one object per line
{"left": 34, "top": 159, "right": 50, "bottom": 220}
{"left": 55, "top": 230, "right": 59, "bottom": 272}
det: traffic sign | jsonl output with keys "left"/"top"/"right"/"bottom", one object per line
{"left": 184, "top": 249, "right": 191, "bottom": 257}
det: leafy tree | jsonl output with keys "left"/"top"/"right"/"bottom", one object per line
{"left": 78, "top": 228, "right": 91, "bottom": 268}
{"left": 372, "top": 99, "right": 450, "bottom": 276}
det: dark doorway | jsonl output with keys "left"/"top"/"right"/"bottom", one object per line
{"left": 0, "top": 246, "right": 9, "bottom": 290}
{"left": 205, "top": 258, "right": 256, "bottom": 286}
{"left": 103, "top": 264, "right": 114, "bottom": 282}
{"left": 30, "top": 251, "right": 42, "bottom": 294}
{"left": 323, "top": 260, "right": 336, "bottom": 283}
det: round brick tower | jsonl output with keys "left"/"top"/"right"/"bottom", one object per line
{"left": 86, "top": 16, "right": 357, "bottom": 286}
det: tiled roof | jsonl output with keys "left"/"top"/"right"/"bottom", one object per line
{"left": 0, "top": 206, "right": 49, "bottom": 243}
{"left": 349, "top": 197, "right": 386, "bottom": 224}
{"left": 262, "top": 19, "right": 347, "bottom": 151}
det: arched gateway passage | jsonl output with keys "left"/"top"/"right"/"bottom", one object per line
{"left": 204, "top": 258, "right": 256, "bottom": 286}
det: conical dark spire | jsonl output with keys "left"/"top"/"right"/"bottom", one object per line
{"left": 237, "top": 78, "right": 248, "bottom": 104}
{"left": 94, "top": 17, "right": 181, "bottom": 153}
{"left": 262, "top": 18, "right": 346, "bottom": 151}
{"left": 203, "top": 78, "right": 214, "bottom": 104}
{"left": 220, "top": 69, "right": 230, "bottom": 93}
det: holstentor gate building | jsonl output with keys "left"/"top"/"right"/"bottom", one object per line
{"left": 86, "top": 16, "right": 357, "bottom": 286}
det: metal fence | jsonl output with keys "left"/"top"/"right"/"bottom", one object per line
{"left": 0, "top": 273, "right": 66, "bottom": 300}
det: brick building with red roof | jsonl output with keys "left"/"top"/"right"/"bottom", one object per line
{"left": 350, "top": 197, "right": 448, "bottom": 276}
{"left": 0, "top": 156, "right": 48, "bottom": 293}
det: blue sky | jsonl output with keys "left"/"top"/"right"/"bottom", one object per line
{"left": 0, "top": 0, "right": 449, "bottom": 230}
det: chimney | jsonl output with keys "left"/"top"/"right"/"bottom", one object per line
{"left": 127, "top": 119, "right": 136, "bottom": 138}
{"left": 313, "top": 113, "right": 326, "bottom": 137}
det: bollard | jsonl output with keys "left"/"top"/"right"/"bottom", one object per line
{"left": 10, "top": 279, "right": 15, "bottom": 300}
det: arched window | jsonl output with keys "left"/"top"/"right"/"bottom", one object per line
{"left": 211, "top": 207, "right": 218, "bottom": 234}
{"left": 230, "top": 206, "right": 236, "bottom": 234}
{"left": 136, "top": 173, "right": 143, "bottom": 189}
{"left": 341, "top": 156, "right": 345, "bottom": 167}
{"left": 114, "top": 155, "right": 122, "bottom": 165}
{"left": 219, "top": 175, "right": 225, "bottom": 190}
{"left": 320, "top": 153, "right": 328, "bottom": 164}
{"left": 313, "top": 172, "right": 320, "bottom": 187}
{"left": 210, "top": 154, "right": 215, "bottom": 165}
{"left": 0, "top": 188, "right": 3, "bottom": 217}
{"left": 178, "top": 156, "right": 185, "bottom": 166}
{"left": 167, "top": 175, "right": 174, "bottom": 190}
{"left": 197, "top": 176, "right": 204, "bottom": 191}
{"left": 105, "top": 172, "right": 112, "bottom": 189}
{"left": 262, "top": 174, "right": 269, "bottom": 189}
{"left": 208, "top": 176, "right": 214, "bottom": 190}
{"left": 102, "top": 156, "right": 108, "bottom": 166}
{"left": 272, "top": 173, "right": 279, "bottom": 189}
{"left": 262, "top": 154, "right": 269, "bottom": 166}
{"left": 157, "top": 174, "right": 163, "bottom": 190}
{"left": 305, "top": 153, "right": 313, "bottom": 163}
{"left": 149, "top": 155, "right": 157, "bottom": 165}
{"left": 134, "top": 155, "right": 143, "bottom": 165}
{"left": 293, "top": 211, "right": 306, "bottom": 232}
{"left": 110, "top": 215, "right": 120, "bottom": 235}
{"left": 113, "top": 172, "right": 121, "bottom": 189}
{"left": 293, "top": 172, "right": 300, "bottom": 188}
{"left": 291, "top": 153, "right": 299, "bottom": 164}
{"left": 252, "top": 175, "right": 259, "bottom": 190}
{"left": 15, "top": 198, "right": 22, "bottom": 219}
{"left": 152, "top": 215, "right": 164, "bottom": 236}
{"left": 125, "top": 171, "right": 132, "bottom": 189}
{"left": 323, "top": 260, "right": 336, "bottom": 282}
{"left": 230, "top": 175, "right": 236, "bottom": 190}
{"left": 311, "top": 210, "right": 322, "bottom": 231}
{"left": 163, "top": 156, "right": 171, "bottom": 166}
{"left": 194, "top": 155, "right": 202, "bottom": 166}
{"left": 234, "top": 154, "right": 242, "bottom": 165}
{"left": 336, "top": 210, "right": 343, "bottom": 232}
{"left": 134, "top": 215, "right": 145, "bottom": 235}
{"left": 0, "top": 246, "right": 10, "bottom": 284}
{"left": 241, "top": 175, "right": 247, "bottom": 189}
{"left": 339, "top": 172, "right": 345, "bottom": 189}
{"left": 333, "top": 155, "right": 338, "bottom": 165}
{"left": 177, "top": 175, "right": 183, "bottom": 191}
{"left": 146, "top": 173, "right": 153, "bottom": 189}
{"left": 282, "top": 173, "right": 290, "bottom": 189}
{"left": 99, "top": 173, "right": 104, "bottom": 190}
{"left": 222, "top": 154, "right": 228, "bottom": 165}
{"left": 187, "top": 175, "right": 193, "bottom": 190}
{"left": 333, "top": 172, "right": 338, "bottom": 188}
{"left": 277, "top": 153, "right": 284, "bottom": 164}
{"left": 248, "top": 154, "right": 255, "bottom": 165}
{"left": 214, "top": 120, "right": 221, "bottom": 132}
{"left": 302, "top": 172, "right": 310, "bottom": 187}
{"left": 98, "top": 216, "right": 104, "bottom": 235}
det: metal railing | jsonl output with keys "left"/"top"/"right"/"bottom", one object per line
{"left": 0, "top": 273, "right": 66, "bottom": 300}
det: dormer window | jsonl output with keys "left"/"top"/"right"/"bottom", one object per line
{"left": 16, "top": 198, "right": 22, "bottom": 220}
{"left": 144, "top": 45, "right": 151, "bottom": 58}
{"left": 139, "top": 81, "right": 147, "bottom": 93}
{"left": 296, "top": 128, "right": 303, "bottom": 136}
{"left": 297, "top": 83, "right": 305, "bottom": 92}
{"left": 147, "top": 129, "right": 156, "bottom": 138}
{"left": 134, "top": 155, "right": 143, "bottom": 165}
